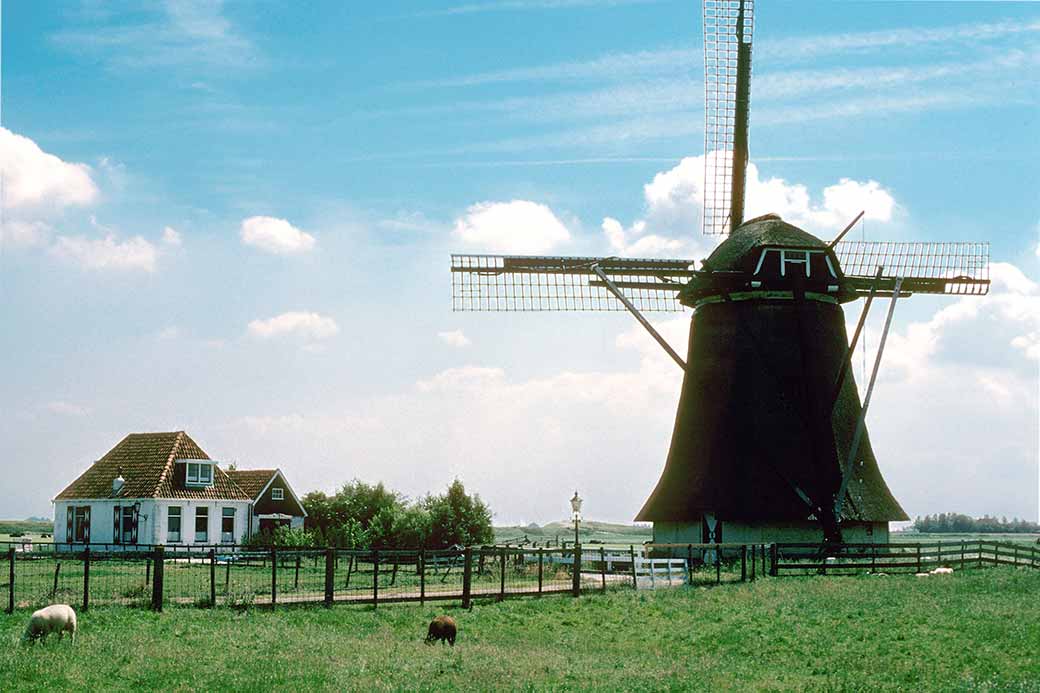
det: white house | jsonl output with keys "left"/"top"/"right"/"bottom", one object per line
{"left": 53, "top": 431, "right": 306, "bottom": 548}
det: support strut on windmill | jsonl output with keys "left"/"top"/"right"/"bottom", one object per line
{"left": 449, "top": 0, "right": 990, "bottom": 550}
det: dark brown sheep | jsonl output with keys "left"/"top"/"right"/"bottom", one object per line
{"left": 425, "top": 615, "right": 457, "bottom": 646}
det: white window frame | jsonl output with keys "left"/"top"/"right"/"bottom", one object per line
{"left": 195, "top": 507, "right": 209, "bottom": 542}
{"left": 221, "top": 507, "right": 235, "bottom": 544}
{"left": 186, "top": 462, "right": 214, "bottom": 487}
{"left": 168, "top": 506, "right": 182, "bottom": 542}
{"left": 271, "top": 487, "right": 284, "bottom": 501}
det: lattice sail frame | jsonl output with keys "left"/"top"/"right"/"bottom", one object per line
{"left": 451, "top": 255, "right": 695, "bottom": 312}
{"left": 703, "top": 0, "right": 755, "bottom": 236}
{"left": 836, "top": 241, "right": 990, "bottom": 295}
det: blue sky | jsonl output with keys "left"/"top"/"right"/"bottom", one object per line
{"left": 2, "top": 0, "right": 1038, "bottom": 525}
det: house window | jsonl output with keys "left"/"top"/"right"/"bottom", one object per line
{"left": 195, "top": 507, "right": 209, "bottom": 542}
{"left": 69, "top": 506, "right": 91, "bottom": 543}
{"left": 221, "top": 508, "right": 235, "bottom": 543}
{"left": 121, "top": 506, "right": 136, "bottom": 544}
{"left": 271, "top": 487, "right": 284, "bottom": 501}
{"left": 186, "top": 462, "right": 213, "bottom": 486}
{"left": 168, "top": 507, "right": 182, "bottom": 542}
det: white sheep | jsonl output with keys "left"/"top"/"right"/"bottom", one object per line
{"left": 931, "top": 567, "right": 954, "bottom": 575}
{"left": 21, "top": 604, "right": 77, "bottom": 645}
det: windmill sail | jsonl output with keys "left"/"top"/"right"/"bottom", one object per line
{"left": 451, "top": 254, "right": 694, "bottom": 312}
{"left": 835, "top": 240, "right": 990, "bottom": 295}
{"left": 703, "top": 0, "right": 755, "bottom": 235}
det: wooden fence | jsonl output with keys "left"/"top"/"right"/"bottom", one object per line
{"left": 769, "top": 540, "right": 1040, "bottom": 575}
{"left": 5, "top": 539, "right": 1031, "bottom": 613}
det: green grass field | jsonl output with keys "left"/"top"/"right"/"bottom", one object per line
{"left": 3, "top": 567, "right": 1038, "bottom": 692}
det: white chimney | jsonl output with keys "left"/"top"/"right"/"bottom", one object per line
{"left": 112, "top": 469, "right": 125, "bottom": 495}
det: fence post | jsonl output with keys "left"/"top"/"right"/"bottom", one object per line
{"left": 498, "top": 547, "right": 506, "bottom": 601}
{"left": 769, "top": 544, "right": 778, "bottom": 577}
{"left": 372, "top": 550, "right": 379, "bottom": 608}
{"left": 209, "top": 548, "right": 216, "bottom": 607}
{"left": 572, "top": 544, "right": 581, "bottom": 597}
{"left": 960, "top": 541, "right": 966, "bottom": 570}
{"left": 419, "top": 550, "right": 426, "bottom": 606}
{"left": 687, "top": 544, "right": 693, "bottom": 585}
{"left": 537, "top": 548, "right": 543, "bottom": 596}
{"left": 271, "top": 547, "right": 277, "bottom": 606}
{"left": 146, "top": 557, "right": 151, "bottom": 587}
{"left": 629, "top": 545, "right": 637, "bottom": 589}
{"left": 225, "top": 555, "right": 231, "bottom": 592}
{"left": 52, "top": 562, "right": 61, "bottom": 598}
{"left": 915, "top": 544, "right": 921, "bottom": 573}
{"left": 715, "top": 546, "right": 721, "bottom": 585}
{"left": 741, "top": 545, "right": 747, "bottom": 582}
{"left": 7, "top": 547, "right": 15, "bottom": 614}
{"left": 324, "top": 548, "right": 334, "bottom": 607}
{"left": 151, "top": 546, "right": 164, "bottom": 612}
{"left": 600, "top": 546, "right": 607, "bottom": 593}
{"left": 871, "top": 543, "right": 877, "bottom": 573}
{"left": 82, "top": 547, "right": 90, "bottom": 612}
{"left": 461, "top": 547, "right": 473, "bottom": 609}
{"left": 750, "top": 544, "right": 756, "bottom": 581}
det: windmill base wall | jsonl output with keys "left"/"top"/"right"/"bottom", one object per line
{"left": 652, "top": 519, "right": 889, "bottom": 546}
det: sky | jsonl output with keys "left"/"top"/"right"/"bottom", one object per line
{"left": 1, "top": 0, "right": 1037, "bottom": 526}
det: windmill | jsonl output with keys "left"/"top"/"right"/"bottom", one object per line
{"left": 449, "top": 0, "right": 990, "bottom": 547}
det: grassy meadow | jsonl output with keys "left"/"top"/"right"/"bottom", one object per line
{"left": 3, "top": 567, "right": 1038, "bottom": 692}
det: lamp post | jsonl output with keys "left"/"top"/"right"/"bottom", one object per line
{"left": 569, "top": 491, "right": 583, "bottom": 547}
{"left": 569, "top": 491, "right": 583, "bottom": 597}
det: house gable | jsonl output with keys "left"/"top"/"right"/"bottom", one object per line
{"left": 252, "top": 470, "right": 306, "bottom": 518}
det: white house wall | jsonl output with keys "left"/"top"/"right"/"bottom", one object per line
{"left": 53, "top": 498, "right": 251, "bottom": 547}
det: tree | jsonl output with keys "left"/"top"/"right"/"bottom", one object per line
{"left": 424, "top": 480, "right": 494, "bottom": 548}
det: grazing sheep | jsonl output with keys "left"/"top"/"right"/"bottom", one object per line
{"left": 425, "top": 615, "right": 457, "bottom": 646}
{"left": 22, "top": 604, "right": 77, "bottom": 645}
{"left": 931, "top": 567, "right": 954, "bottom": 575}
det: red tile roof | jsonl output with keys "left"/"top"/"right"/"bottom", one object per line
{"left": 225, "top": 469, "right": 277, "bottom": 499}
{"left": 54, "top": 431, "right": 251, "bottom": 501}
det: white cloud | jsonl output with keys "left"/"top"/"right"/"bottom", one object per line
{"left": 46, "top": 401, "right": 90, "bottom": 417}
{"left": 437, "top": 330, "right": 472, "bottom": 348}
{"left": 1, "top": 220, "right": 52, "bottom": 248}
{"left": 49, "top": 234, "right": 158, "bottom": 272}
{"left": 247, "top": 312, "right": 339, "bottom": 341}
{"left": 161, "top": 226, "right": 182, "bottom": 246}
{"left": 240, "top": 216, "right": 315, "bottom": 255}
{"left": 452, "top": 200, "right": 571, "bottom": 254}
{"left": 0, "top": 128, "right": 98, "bottom": 211}
{"left": 600, "top": 155, "right": 898, "bottom": 261}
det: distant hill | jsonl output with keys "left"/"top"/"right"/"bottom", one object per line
{"left": 0, "top": 519, "right": 53, "bottom": 535}
{"left": 495, "top": 520, "right": 652, "bottom": 545}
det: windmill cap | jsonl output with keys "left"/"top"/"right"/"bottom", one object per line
{"left": 702, "top": 214, "right": 828, "bottom": 272}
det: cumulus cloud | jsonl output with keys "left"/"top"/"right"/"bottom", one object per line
{"left": 0, "top": 128, "right": 98, "bottom": 211}
{"left": 161, "top": 226, "right": 182, "bottom": 246}
{"left": 437, "top": 330, "right": 472, "bottom": 348}
{"left": 0, "top": 128, "right": 99, "bottom": 249}
{"left": 598, "top": 155, "right": 899, "bottom": 264}
{"left": 452, "top": 200, "right": 570, "bottom": 254}
{"left": 247, "top": 312, "right": 339, "bottom": 341}
{"left": 49, "top": 234, "right": 158, "bottom": 272}
{"left": 240, "top": 216, "right": 315, "bottom": 255}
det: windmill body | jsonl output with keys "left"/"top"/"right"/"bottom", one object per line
{"left": 449, "top": 0, "right": 990, "bottom": 547}
{"left": 636, "top": 214, "right": 908, "bottom": 547}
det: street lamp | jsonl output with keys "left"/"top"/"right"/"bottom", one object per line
{"left": 569, "top": 491, "right": 583, "bottom": 547}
